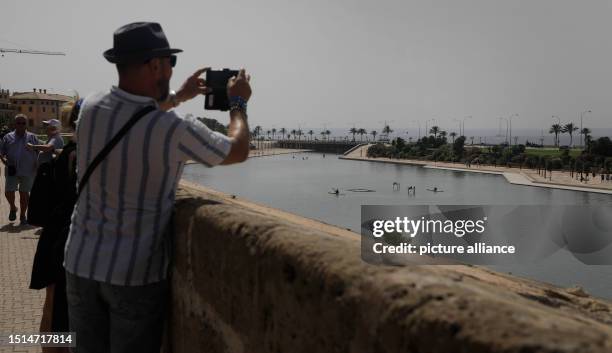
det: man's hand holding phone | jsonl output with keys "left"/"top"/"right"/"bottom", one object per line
{"left": 160, "top": 66, "right": 252, "bottom": 113}
{"left": 228, "top": 69, "right": 252, "bottom": 102}
{"left": 176, "top": 67, "right": 212, "bottom": 103}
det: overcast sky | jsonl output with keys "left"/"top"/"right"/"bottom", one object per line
{"left": 1, "top": 0, "right": 611, "bottom": 134}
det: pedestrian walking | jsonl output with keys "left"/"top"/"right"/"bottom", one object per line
{"left": 0, "top": 114, "right": 40, "bottom": 224}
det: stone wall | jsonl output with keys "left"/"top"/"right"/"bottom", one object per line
{"left": 276, "top": 140, "right": 358, "bottom": 153}
{"left": 169, "top": 182, "right": 612, "bottom": 353}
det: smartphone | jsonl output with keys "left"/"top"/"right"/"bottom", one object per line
{"left": 204, "top": 68, "right": 239, "bottom": 111}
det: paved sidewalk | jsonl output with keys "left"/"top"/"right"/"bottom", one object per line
{"left": 0, "top": 164, "right": 44, "bottom": 353}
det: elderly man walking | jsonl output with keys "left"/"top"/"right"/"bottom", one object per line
{"left": 28, "top": 118, "right": 65, "bottom": 164}
{"left": 0, "top": 114, "right": 40, "bottom": 224}
{"left": 64, "top": 22, "right": 251, "bottom": 353}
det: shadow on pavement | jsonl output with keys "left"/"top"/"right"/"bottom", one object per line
{"left": 0, "top": 222, "right": 38, "bottom": 234}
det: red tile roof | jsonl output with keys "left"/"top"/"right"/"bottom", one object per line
{"left": 10, "top": 92, "right": 73, "bottom": 102}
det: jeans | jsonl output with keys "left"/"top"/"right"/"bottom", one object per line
{"left": 65, "top": 271, "right": 168, "bottom": 353}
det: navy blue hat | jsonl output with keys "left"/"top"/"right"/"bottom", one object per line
{"left": 103, "top": 22, "right": 182, "bottom": 64}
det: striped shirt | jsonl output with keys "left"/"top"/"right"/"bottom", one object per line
{"left": 64, "top": 86, "right": 231, "bottom": 286}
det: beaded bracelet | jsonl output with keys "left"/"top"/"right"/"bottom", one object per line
{"left": 229, "top": 96, "right": 248, "bottom": 115}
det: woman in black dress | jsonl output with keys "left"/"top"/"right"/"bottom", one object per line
{"left": 30, "top": 99, "right": 80, "bottom": 351}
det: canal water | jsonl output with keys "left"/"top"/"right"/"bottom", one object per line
{"left": 182, "top": 152, "right": 612, "bottom": 299}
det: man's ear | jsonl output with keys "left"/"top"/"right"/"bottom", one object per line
{"left": 145, "top": 58, "right": 162, "bottom": 75}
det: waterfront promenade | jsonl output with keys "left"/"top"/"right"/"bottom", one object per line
{"left": 341, "top": 144, "right": 612, "bottom": 194}
{"left": 185, "top": 146, "right": 310, "bottom": 166}
{"left": 247, "top": 147, "right": 311, "bottom": 158}
{"left": 0, "top": 164, "right": 44, "bottom": 353}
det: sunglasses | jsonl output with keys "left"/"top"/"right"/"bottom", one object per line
{"left": 145, "top": 55, "right": 176, "bottom": 68}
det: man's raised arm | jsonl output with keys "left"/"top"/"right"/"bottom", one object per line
{"left": 171, "top": 67, "right": 252, "bottom": 167}
{"left": 221, "top": 68, "right": 251, "bottom": 165}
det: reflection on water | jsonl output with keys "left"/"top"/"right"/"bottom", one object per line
{"left": 182, "top": 152, "right": 612, "bottom": 299}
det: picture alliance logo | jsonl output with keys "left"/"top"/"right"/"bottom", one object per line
{"left": 371, "top": 216, "right": 488, "bottom": 238}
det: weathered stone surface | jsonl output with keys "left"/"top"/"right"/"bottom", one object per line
{"left": 170, "top": 182, "right": 612, "bottom": 353}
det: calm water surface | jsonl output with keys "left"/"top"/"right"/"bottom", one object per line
{"left": 182, "top": 152, "right": 612, "bottom": 299}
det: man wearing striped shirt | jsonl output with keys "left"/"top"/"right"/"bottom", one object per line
{"left": 64, "top": 22, "right": 251, "bottom": 353}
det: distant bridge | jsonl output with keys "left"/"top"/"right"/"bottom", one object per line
{"left": 274, "top": 139, "right": 362, "bottom": 154}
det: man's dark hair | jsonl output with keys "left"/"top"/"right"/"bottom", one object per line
{"left": 116, "top": 61, "right": 146, "bottom": 75}
{"left": 69, "top": 100, "right": 82, "bottom": 130}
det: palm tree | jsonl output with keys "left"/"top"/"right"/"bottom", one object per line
{"left": 382, "top": 125, "right": 393, "bottom": 138}
{"left": 563, "top": 123, "right": 578, "bottom": 146}
{"left": 585, "top": 133, "right": 593, "bottom": 153}
{"left": 325, "top": 130, "right": 331, "bottom": 140}
{"left": 371, "top": 130, "right": 377, "bottom": 142}
{"left": 449, "top": 131, "right": 457, "bottom": 143}
{"left": 429, "top": 126, "right": 440, "bottom": 138}
{"left": 580, "top": 127, "right": 591, "bottom": 149}
{"left": 357, "top": 128, "right": 367, "bottom": 141}
{"left": 349, "top": 127, "right": 357, "bottom": 141}
{"left": 308, "top": 130, "right": 314, "bottom": 140}
{"left": 266, "top": 130, "right": 271, "bottom": 139}
{"left": 549, "top": 124, "right": 562, "bottom": 147}
{"left": 290, "top": 129, "right": 296, "bottom": 140}
{"left": 320, "top": 131, "right": 326, "bottom": 141}
{"left": 280, "top": 127, "right": 287, "bottom": 140}
{"left": 253, "top": 126, "right": 262, "bottom": 140}
{"left": 272, "top": 128, "right": 277, "bottom": 140}
{"left": 296, "top": 129, "right": 303, "bottom": 140}
{"left": 439, "top": 130, "right": 447, "bottom": 139}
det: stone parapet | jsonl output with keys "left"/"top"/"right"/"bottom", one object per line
{"left": 169, "top": 182, "right": 612, "bottom": 353}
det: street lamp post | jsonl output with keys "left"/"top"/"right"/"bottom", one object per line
{"left": 453, "top": 118, "right": 461, "bottom": 136}
{"left": 580, "top": 110, "right": 591, "bottom": 147}
{"left": 412, "top": 120, "right": 421, "bottom": 139}
{"left": 499, "top": 117, "right": 509, "bottom": 144}
{"left": 508, "top": 114, "right": 518, "bottom": 146}
{"left": 463, "top": 116, "right": 472, "bottom": 137}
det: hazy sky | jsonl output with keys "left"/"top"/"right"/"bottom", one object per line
{"left": 1, "top": 0, "right": 611, "bottom": 134}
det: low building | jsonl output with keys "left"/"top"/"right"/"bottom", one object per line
{"left": 0, "top": 89, "right": 15, "bottom": 127}
{"left": 9, "top": 89, "right": 74, "bottom": 131}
